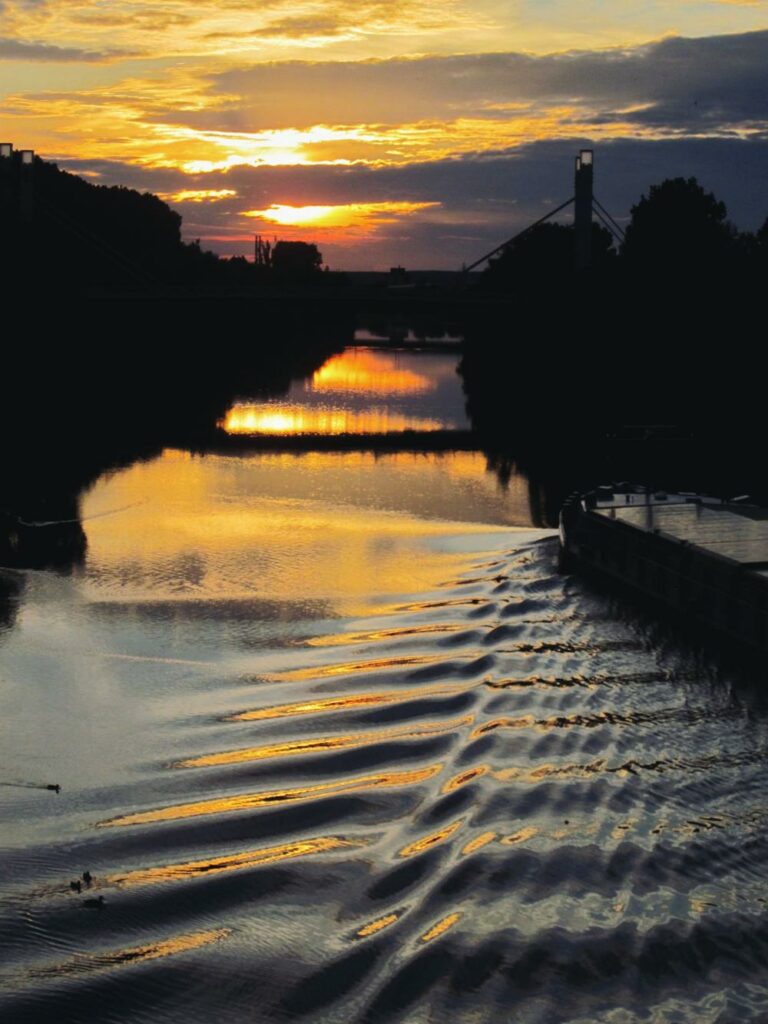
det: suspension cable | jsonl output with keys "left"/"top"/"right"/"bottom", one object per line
{"left": 462, "top": 196, "right": 575, "bottom": 272}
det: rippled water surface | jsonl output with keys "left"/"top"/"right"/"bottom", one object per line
{"left": 2, "top": 353, "right": 768, "bottom": 1024}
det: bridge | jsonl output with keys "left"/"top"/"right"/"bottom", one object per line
{"left": 462, "top": 149, "right": 625, "bottom": 273}
{"left": 3, "top": 143, "right": 624, "bottom": 288}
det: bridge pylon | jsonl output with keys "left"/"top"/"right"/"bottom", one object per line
{"left": 574, "top": 149, "right": 594, "bottom": 271}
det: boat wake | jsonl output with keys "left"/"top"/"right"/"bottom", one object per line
{"left": 1, "top": 535, "right": 768, "bottom": 1024}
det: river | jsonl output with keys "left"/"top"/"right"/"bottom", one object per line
{"left": 1, "top": 346, "right": 767, "bottom": 1024}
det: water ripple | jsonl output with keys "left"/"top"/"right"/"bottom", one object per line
{"left": 3, "top": 535, "right": 768, "bottom": 1024}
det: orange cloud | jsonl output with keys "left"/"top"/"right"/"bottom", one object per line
{"left": 158, "top": 187, "right": 237, "bottom": 202}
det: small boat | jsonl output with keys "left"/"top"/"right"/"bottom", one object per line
{"left": 559, "top": 485, "right": 768, "bottom": 659}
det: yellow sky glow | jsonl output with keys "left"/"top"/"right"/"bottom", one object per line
{"left": 0, "top": 84, "right": 663, "bottom": 174}
{"left": 158, "top": 188, "right": 237, "bottom": 202}
{"left": 3, "top": 0, "right": 766, "bottom": 266}
{"left": 244, "top": 201, "right": 441, "bottom": 228}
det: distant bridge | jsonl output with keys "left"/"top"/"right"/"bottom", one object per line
{"left": 462, "top": 149, "right": 625, "bottom": 273}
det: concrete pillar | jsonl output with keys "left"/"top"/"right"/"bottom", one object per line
{"left": 574, "top": 148, "right": 594, "bottom": 271}
{"left": 19, "top": 149, "right": 35, "bottom": 223}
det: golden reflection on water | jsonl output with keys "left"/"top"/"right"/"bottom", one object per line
{"left": 490, "top": 759, "right": 620, "bottom": 784}
{"left": 82, "top": 449, "right": 528, "bottom": 612}
{"left": 420, "top": 912, "right": 461, "bottom": 943}
{"left": 32, "top": 929, "right": 230, "bottom": 978}
{"left": 399, "top": 818, "right": 464, "bottom": 858}
{"left": 500, "top": 826, "right": 539, "bottom": 845}
{"left": 306, "top": 623, "right": 465, "bottom": 647}
{"left": 310, "top": 350, "right": 435, "bottom": 396}
{"left": 442, "top": 764, "right": 489, "bottom": 792}
{"left": 357, "top": 912, "right": 403, "bottom": 938}
{"left": 230, "top": 682, "right": 469, "bottom": 722}
{"left": 219, "top": 346, "right": 469, "bottom": 435}
{"left": 271, "top": 652, "right": 445, "bottom": 681}
{"left": 221, "top": 405, "right": 446, "bottom": 435}
{"left": 177, "top": 714, "right": 474, "bottom": 768}
{"left": 109, "top": 837, "right": 360, "bottom": 887}
{"left": 100, "top": 764, "right": 443, "bottom": 828}
{"left": 461, "top": 830, "right": 497, "bottom": 856}
{"left": 221, "top": 348, "right": 460, "bottom": 435}
{"left": 471, "top": 715, "right": 536, "bottom": 737}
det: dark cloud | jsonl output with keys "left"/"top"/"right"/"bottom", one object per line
{"left": 0, "top": 37, "right": 137, "bottom": 61}
{"left": 187, "top": 30, "right": 768, "bottom": 133}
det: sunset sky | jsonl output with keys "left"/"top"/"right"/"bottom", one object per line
{"left": 2, "top": 2, "right": 767, "bottom": 268}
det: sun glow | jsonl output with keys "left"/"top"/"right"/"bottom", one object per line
{"left": 244, "top": 200, "right": 440, "bottom": 229}
{"left": 176, "top": 124, "right": 385, "bottom": 172}
{"left": 5, "top": 0, "right": 763, "bottom": 271}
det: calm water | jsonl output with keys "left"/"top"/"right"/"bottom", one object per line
{"left": 222, "top": 346, "right": 470, "bottom": 436}
{"left": 1, "top": 348, "right": 768, "bottom": 1024}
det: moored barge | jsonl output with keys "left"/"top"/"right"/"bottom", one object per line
{"left": 559, "top": 486, "right": 768, "bottom": 658}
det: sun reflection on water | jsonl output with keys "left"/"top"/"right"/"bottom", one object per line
{"left": 220, "top": 346, "right": 466, "bottom": 435}
{"left": 31, "top": 929, "right": 231, "bottom": 978}
{"left": 310, "top": 350, "right": 435, "bottom": 395}
{"left": 221, "top": 404, "right": 446, "bottom": 435}
{"left": 100, "top": 764, "right": 444, "bottom": 828}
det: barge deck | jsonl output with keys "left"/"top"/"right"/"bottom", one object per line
{"left": 559, "top": 487, "right": 768, "bottom": 659}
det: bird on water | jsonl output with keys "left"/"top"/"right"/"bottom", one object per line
{"left": 83, "top": 895, "right": 105, "bottom": 910}
{"left": 82, "top": 870, "right": 92, "bottom": 885}
{"left": 69, "top": 880, "right": 82, "bottom": 893}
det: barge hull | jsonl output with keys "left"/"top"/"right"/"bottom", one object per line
{"left": 560, "top": 493, "right": 768, "bottom": 659}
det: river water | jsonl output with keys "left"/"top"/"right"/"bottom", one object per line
{"left": 1, "top": 347, "right": 768, "bottom": 1024}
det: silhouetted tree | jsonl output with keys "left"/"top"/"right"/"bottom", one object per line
{"left": 755, "top": 216, "right": 768, "bottom": 265}
{"left": 271, "top": 241, "right": 323, "bottom": 280}
{"left": 2, "top": 151, "right": 271, "bottom": 293}
{"left": 254, "top": 235, "right": 272, "bottom": 267}
{"left": 482, "top": 221, "right": 614, "bottom": 290}
{"left": 621, "top": 177, "right": 736, "bottom": 274}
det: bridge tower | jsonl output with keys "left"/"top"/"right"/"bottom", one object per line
{"left": 574, "top": 149, "right": 594, "bottom": 271}
{"left": 19, "top": 149, "right": 35, "bottom": 223}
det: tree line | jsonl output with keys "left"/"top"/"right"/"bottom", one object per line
{"left": 1, "top": 152, "right": 331, "bottom": 293}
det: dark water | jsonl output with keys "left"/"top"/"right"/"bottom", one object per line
{"left": 1, "top": 348, "right": 768, "bottom": 1024}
